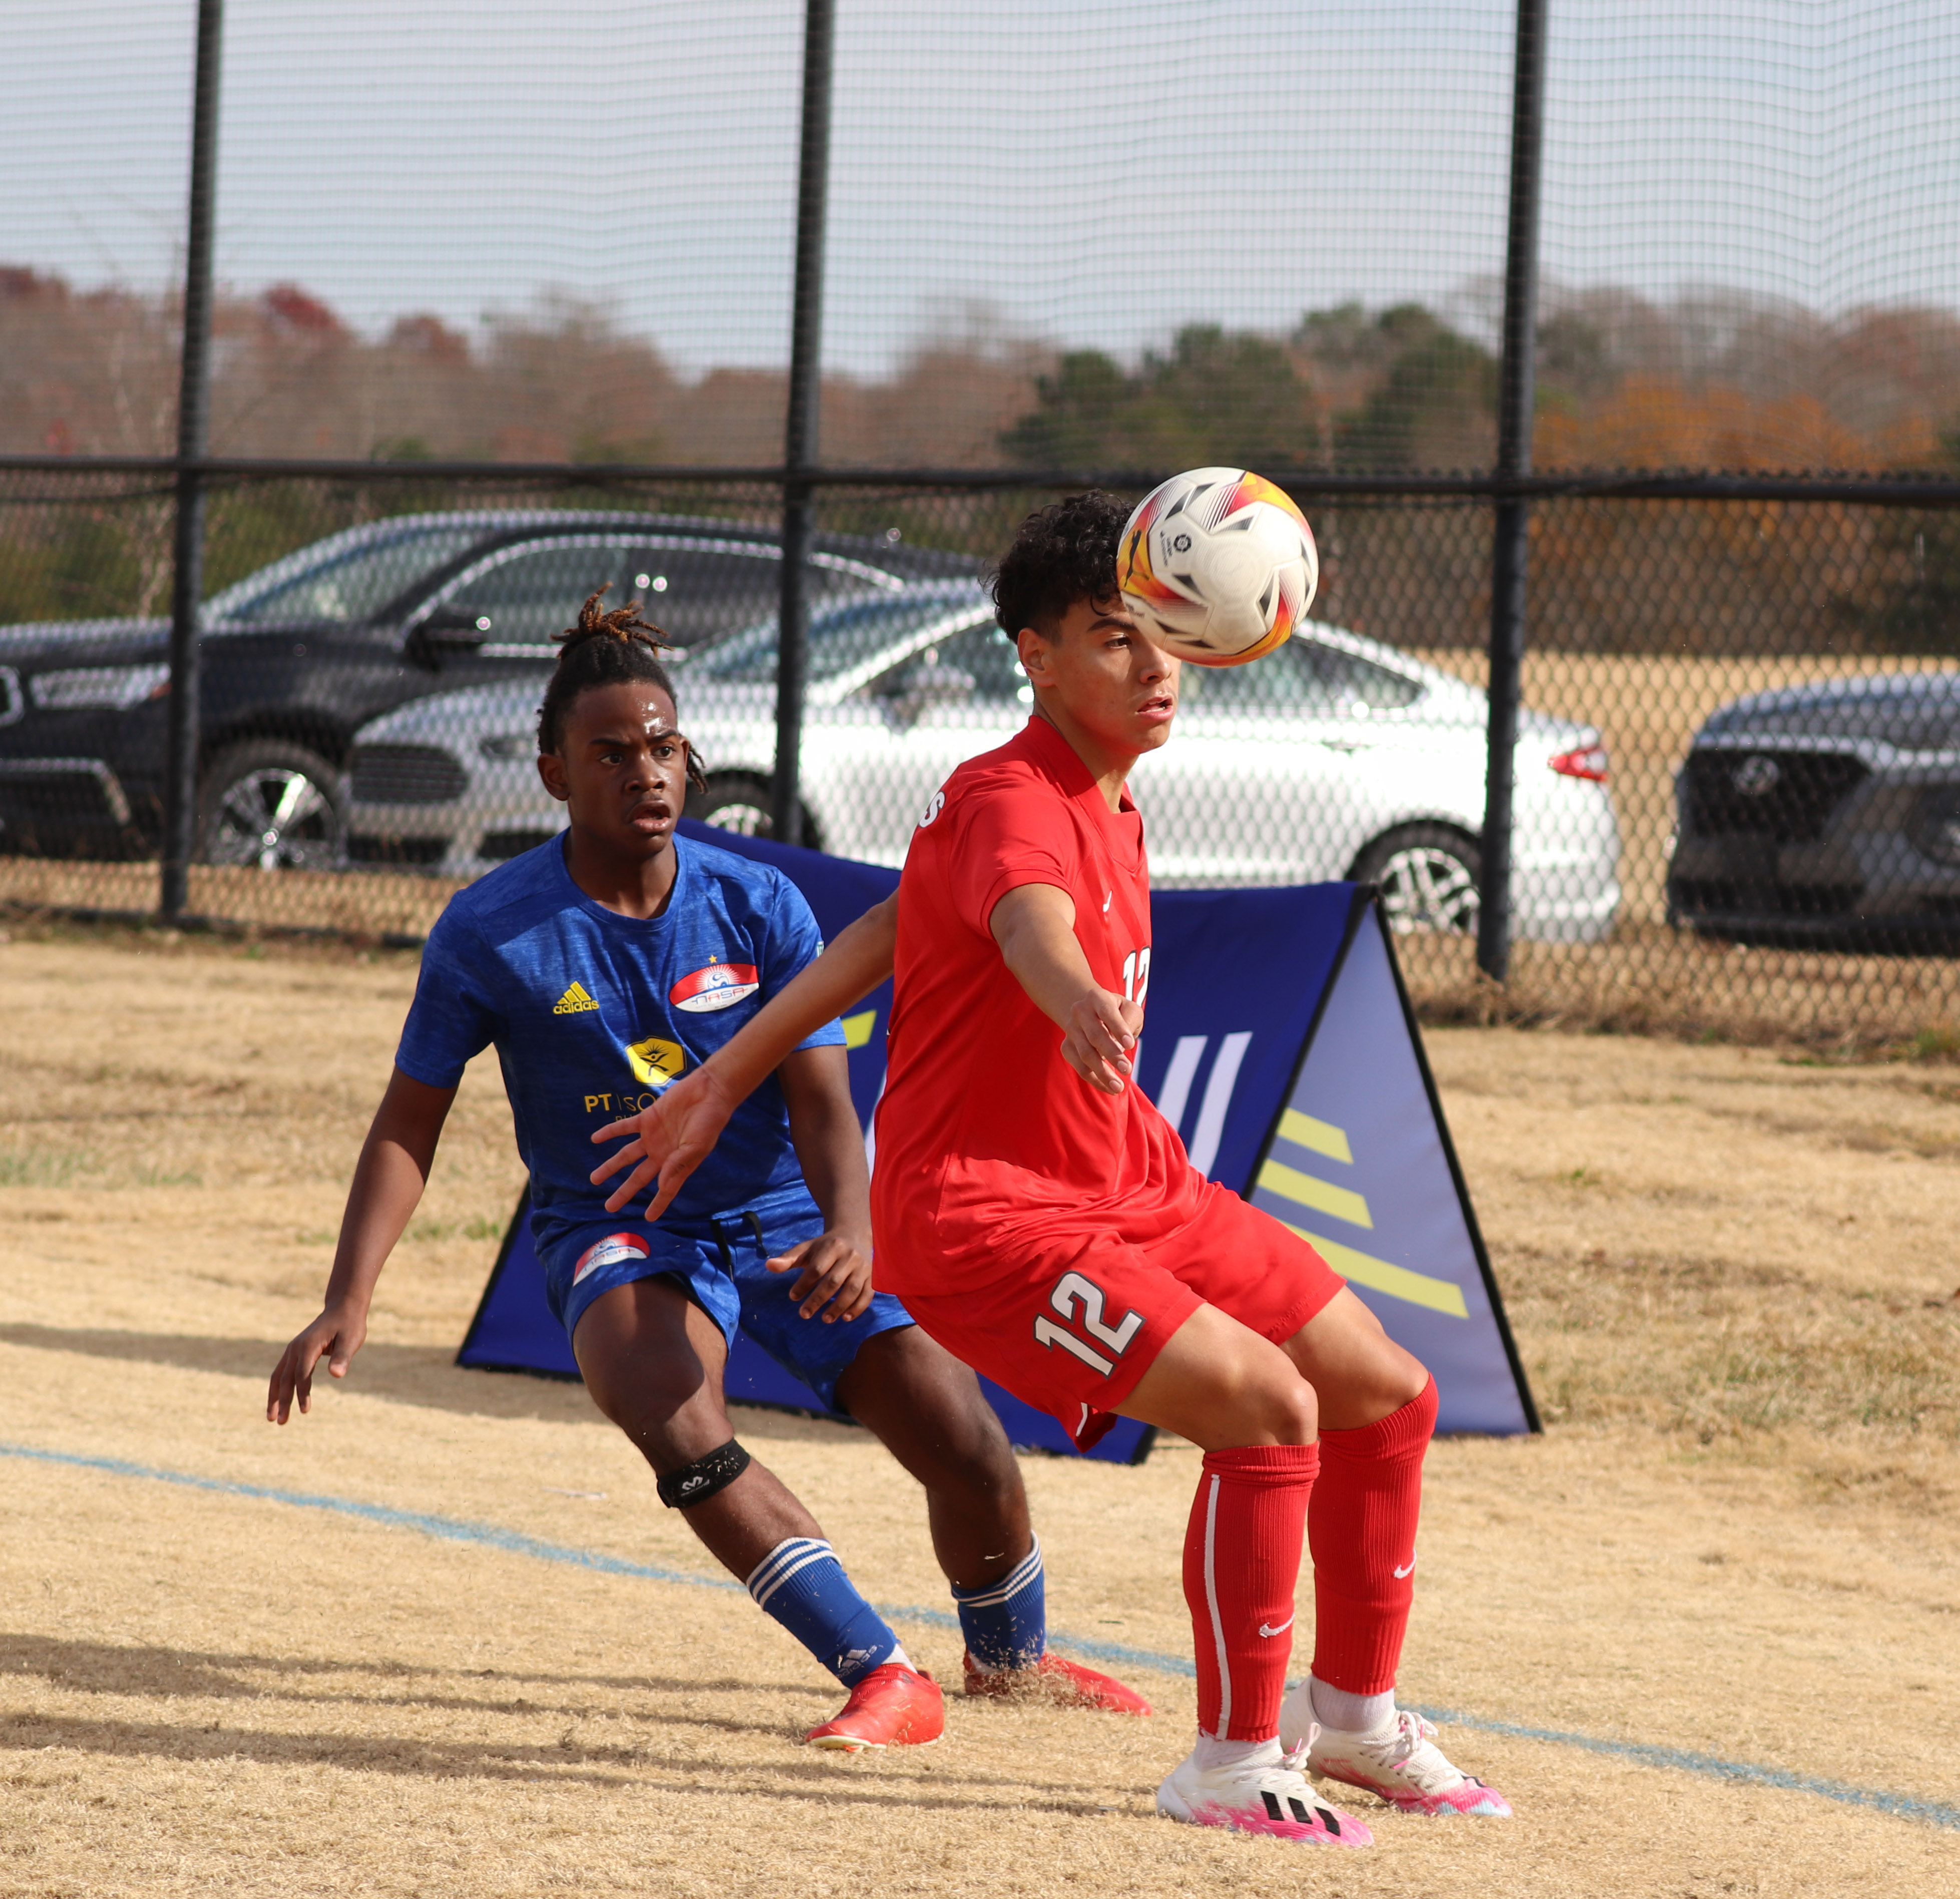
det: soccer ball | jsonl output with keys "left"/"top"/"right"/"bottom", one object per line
{"left": 1115, "top": 467, "right": 1318, "bottom": 666}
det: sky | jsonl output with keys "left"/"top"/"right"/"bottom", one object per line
{"left": 6, "top": 1, "right": 1958, "bottom": 377}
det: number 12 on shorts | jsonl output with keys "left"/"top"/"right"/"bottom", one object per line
{"left": 1032, "top": 1270, "right": 1143, "bottom": 1378}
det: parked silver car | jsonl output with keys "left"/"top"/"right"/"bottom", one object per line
{"left": 0, "top": 508, "right": 964, "bottom": 866}
{"left": 345, "top": 583, "right": 1621, "bottom": 938}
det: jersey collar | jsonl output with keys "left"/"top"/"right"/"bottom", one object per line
{"left": 551, "top": 827, "right": 691, "bottom": 927}
{"left": 1019, "top": 713, "right": 1138, "bottom": 821}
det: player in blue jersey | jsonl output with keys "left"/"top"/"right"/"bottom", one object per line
{"left": 266, "top": 590, "right": 1147, "bottom": 1751}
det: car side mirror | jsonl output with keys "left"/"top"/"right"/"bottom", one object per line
{"left": 415, "top": 605, "right": 491, "bottom": 654}
{"left": 878, "top": 662, "right": 976, "bottom": 727}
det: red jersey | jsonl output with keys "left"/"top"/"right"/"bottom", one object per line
{"left": 870, "top": 716, "right": 1206, "bottom": 1295}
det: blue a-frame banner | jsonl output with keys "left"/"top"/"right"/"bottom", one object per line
{"left": 458, "top": 821, "right": 1536, "bottom": 1455}
{"left": 1245, "top": 900, "right": 1537, "bottom": 1436}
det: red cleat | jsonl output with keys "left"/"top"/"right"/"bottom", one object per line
{"left": 805, "top": 1664, "right": 945, "bottom": 1752}
{"left": 962, "top": 1649, "right": 1153, "bottom": 1716}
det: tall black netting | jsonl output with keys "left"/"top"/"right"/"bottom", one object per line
{"left": 3, "top": 5, "right": 1958, "bottom": 1041}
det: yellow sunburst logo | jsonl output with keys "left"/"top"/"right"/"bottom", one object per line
{"left": 625, "top": 1036, "right": 687, "bottom": 1090}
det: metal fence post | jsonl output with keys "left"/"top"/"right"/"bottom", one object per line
{"left": 772, "top": 0, "right": 836, "bottom": 849}
{"left": 161, "top": 0, "right": 224, "bottom": 920}
{"left": 1477, "top": 0, "right": 1548, "bottom": 983}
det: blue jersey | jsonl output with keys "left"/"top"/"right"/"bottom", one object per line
{"left": 395, "top": 833, "right": 846, "bottom": 1258}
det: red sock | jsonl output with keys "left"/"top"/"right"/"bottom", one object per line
{"left": 1307, "top": 1375, "right": 1438, "bottom": 1695}
{"left": 1182, "top": 1443, "right": 1319, "bottom": 1741}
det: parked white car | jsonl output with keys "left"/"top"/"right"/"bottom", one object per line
{"left": 344, "top": 583, "right": 1621, "bottom": 939}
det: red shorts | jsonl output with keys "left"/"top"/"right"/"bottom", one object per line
{"left": 889, "top": 1181, "right": 1345, "bottom": 1453}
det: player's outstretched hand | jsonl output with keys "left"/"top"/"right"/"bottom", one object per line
{"left": 767, "top": 1228, "right": 875, "bottom": 1324}
{"left": 1060, "top": 988, "right": 1145, "bottom": 1095}
{"left": 266, "top": 1303, "right": 367, "bottom": 1425}
{"left": 589, "top": 1065, "right": 736, "bottom": 1220}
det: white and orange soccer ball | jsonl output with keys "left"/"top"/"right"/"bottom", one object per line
{"left": 1115, "top": 467, "right": 1318, "bottom": 666}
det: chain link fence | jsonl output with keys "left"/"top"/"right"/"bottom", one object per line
{"left": 4, "top": 464, "right": 1955, "bottom": 1043}
{"left": 6, "top": 3, "right": 1960, "bottom": 1044}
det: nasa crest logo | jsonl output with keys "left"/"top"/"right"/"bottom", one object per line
{"left": 669, "top": 962, "right": 760, "bottom": 1013}
{"left": 572, "top": 1232, "right": 650, "bottom": 1286}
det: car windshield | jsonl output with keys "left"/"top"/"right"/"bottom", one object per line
{"left": 688, "top": 589, "right": 991, "bottom": 686}
{"left": 207, "top": 523, "right": 486, "bottom": 626}
{"left": 1177, "top": 637, "right": 1423, "bottom": 712}
{"left": 1707, "top": 682, "right": 1960, "bottom": 750}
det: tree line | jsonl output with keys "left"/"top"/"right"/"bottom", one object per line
{"left": 7, "top": 266, "right": 1960, "bottom": 474}
{"left": 2, "top": 267, "right": 1956, "bottom": 649}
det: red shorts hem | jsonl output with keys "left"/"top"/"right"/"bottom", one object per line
{"left": 881, "top": 1185, "right": 1344, "bottom": 1454}
{"left": 1257, "top": 1275, "right": 1344, "bottom": 1351}
{"left": 1094, "top": 1280, "right": 1203, "bottom": 1414}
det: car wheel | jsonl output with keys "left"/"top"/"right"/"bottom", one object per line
{"left": 1350, "top": 824, "right": 1481, "bottom": 935}
{"left": 688, "top": 773, "right": 819, "bottom": 849}
{"left": 198, "top": 741, "right": 345, "bottom": 873}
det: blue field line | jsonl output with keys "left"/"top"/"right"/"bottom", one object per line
{"left": 5, "top": 1438, "right": 1956, "bottom": 1832}
{"left": 0, "top": 1441, "right": 744, "bottom": 1595}
{"left": 1405, "top": 1707, "right": 1960, "bottom": 1833}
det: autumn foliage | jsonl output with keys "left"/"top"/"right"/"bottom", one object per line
{"left": 7, "top": 266, "right": 1960, "bottom": 478}
{"left": 4, "top": 269, "right": 1958, "bottom": 650}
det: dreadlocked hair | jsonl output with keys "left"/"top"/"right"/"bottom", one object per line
{"left": 537, "top": 587, "right": 708, "bottom": 793}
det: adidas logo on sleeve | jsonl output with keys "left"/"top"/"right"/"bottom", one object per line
{"left": 553, "top": 981, "right": 600, "bottom": 1015}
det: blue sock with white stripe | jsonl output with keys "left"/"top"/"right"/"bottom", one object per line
{"left": 745, "top": 1538, "right": 901, "bottom": 1688}
{"left": 953, "top": 1537, "right": 1047, "bottom": 1671}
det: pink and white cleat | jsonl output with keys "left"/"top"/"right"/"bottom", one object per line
{"left": 1156, "top": 1740, "right": 1373, "bottom": 1846}
{"left": 1282, "top": 1697, "right": 1513, "bottom": 1818}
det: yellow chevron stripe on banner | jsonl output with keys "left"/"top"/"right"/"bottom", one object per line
{"left": 1257, "top": 1157, "right": 1373, "bottom": 1229}
{"left": 1277, "top": 1108, "right": 1352, "bottom": 1164}
{"left": 1279, "top": 1223, "right": 1470, "bottom": 1320}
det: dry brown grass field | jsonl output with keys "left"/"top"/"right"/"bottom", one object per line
{"left": 1, "top": 923, "right": 1957, "bottom": 1897}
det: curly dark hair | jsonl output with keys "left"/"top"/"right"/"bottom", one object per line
{"left": 536, "top": 587, "right": 708, "bottom": 794}
{"left": 988, "top": 490, "right": 1130, "bottom": 639}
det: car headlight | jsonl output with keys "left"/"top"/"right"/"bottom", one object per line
{"left": 1909, "top": 787, "right": 1960, "bottom": 868}
{"left": 29, "top": 662, "right": 170, "bottom": 710}
{"left": 477, "top": 732, "right": 533, "bottom": 761}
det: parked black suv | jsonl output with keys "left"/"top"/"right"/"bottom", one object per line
{"left": 1668, "top": 671, "right": 1960, "bottom": 946}
{"left": 0, "top": 510, "right": 969, "bottom": 868}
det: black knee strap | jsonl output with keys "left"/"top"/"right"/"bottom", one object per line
{"left": 656, "top": 1439, "right": 751, "bottom": 1509}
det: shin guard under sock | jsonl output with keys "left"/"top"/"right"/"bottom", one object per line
{"left": 745, "top": 1538, "right": 900, "bottom": 1688}
{"left": 1182, "top": 1443, "right": 1319, "bottom": 1741}
{"left": 953, "top": 1537, "right": 1046, "bottom": 1671}
{"left": 1308, "top": 1374, "right": 1438, "bottom": 1695}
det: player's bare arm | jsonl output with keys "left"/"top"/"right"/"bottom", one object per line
{"left": 589, "top": 890, "right": 899, "bottom": 1217}
{"left": 768, "top": 1043, "right": 876, "bottom": 1323}
{"left": 987, "top": 883, "right": 1142, "bottom": 1095}
{"left": 266, "top": 1066, "right": 456, "bottom": 1423}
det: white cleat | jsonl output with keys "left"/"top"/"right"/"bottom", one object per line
{"left": 1279, "top": 1685, "right": 1513, "bottom": 1818}
{"left": 1156, "top": 1739, "right": 1373, "bottom": 1847}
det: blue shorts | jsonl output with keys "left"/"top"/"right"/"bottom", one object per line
{"left": 538, "top": 1185, "right": 915, "bottom": 1414}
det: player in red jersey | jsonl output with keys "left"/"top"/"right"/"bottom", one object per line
{"left": 591, "top": 495, "right": 1512, "bottom": 1840}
